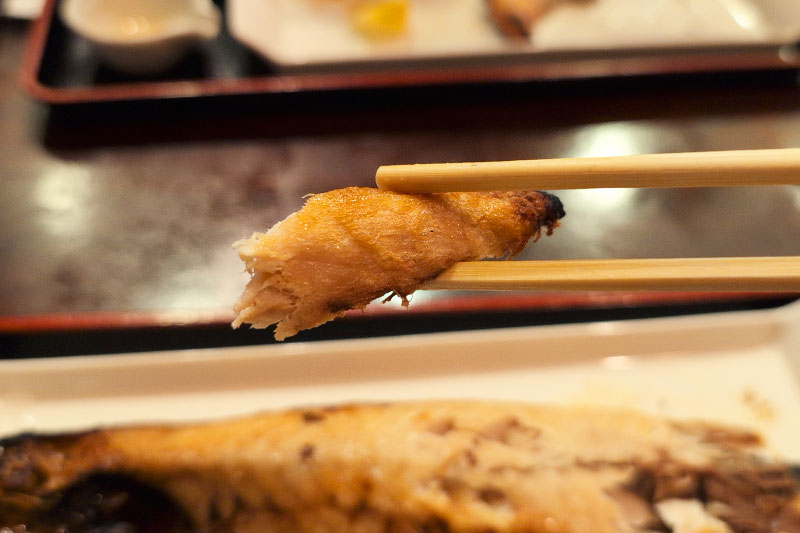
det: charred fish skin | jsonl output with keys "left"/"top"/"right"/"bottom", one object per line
{"left": 494, "top": 190, "right": 565, "bottom": 250}
{"left": 0, "top": 432, "right": 192, "bottom": 532}
{"left": 1, "top": 402, "right": 799, "bottom": 533}
{"left": 0, "top": 432, "right": 117, "bottom": 529}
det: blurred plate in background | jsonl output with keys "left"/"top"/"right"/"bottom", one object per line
{"left": 0, "top": 0, "right": 43, "bottom": 19}
{"left": 2, "top": 300, "right": 799, "bottom": 460}
{"left": 21, "top": 0, "right": 800, "bottom": 104}
{"left": 228, "top": 0, "right": 800, "bottom": 68}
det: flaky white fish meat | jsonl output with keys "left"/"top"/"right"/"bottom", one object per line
{"left": 233, "top": 187, "right": 565, "bottom": 340}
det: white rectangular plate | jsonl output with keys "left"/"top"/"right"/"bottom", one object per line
{"left": 228, "top": 0, "right": 800, "bottom": 68}
{"left": 2, "top": 300, "right": 800, "bottom": 462}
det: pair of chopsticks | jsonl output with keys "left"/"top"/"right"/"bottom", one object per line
{"left": 375, "top": 148, "right": 800, "bottom": 292}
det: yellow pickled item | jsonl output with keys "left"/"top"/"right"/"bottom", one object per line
{"left": 351, "top": 0, "right": 407, "bottom": 39}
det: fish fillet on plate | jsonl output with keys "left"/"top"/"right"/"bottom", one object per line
{"left": 1, "top": 401, "right": 798, "bottom": 532}
{"left": 233, "top": 187, "right": 565, "bottom": 340}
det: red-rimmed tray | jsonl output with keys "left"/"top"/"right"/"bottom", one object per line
{"left": 1, "top": 291, "right": 796, "bottom": 333}
{"left": 20, "top": 0, "right": 800, "bottom": 105}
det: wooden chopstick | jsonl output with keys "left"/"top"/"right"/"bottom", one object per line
{"left": 376, "top": 148, "right": 800, "bottom": 193}
{"left": 423, "top": 257, "right": 800, "bottom": 292}
{"left": 378, "top": 151, "right": 800, "bottom": 292}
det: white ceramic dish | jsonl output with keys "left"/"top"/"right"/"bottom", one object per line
{"left": 227, "top": 0, "right": 800, "bottom": 68}
{"left": 2, "top": 300, "right": 799, "bottom": 462}
{"left": 0, "top": 0, "right": 44, "bottom": 19}
{"left": 60, "top": 0, "right": 221, "bottom": 74}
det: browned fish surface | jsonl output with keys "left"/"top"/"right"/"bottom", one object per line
{"left": 233, "top": 188, "right": 564, "bottom": 340}
{"left": 1, "top": 402, "right": 798, "bottom": 533}
{"left": 487, "top": 0, "right": 590, "bottom": 38}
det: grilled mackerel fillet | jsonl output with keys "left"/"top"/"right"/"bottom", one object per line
{"left": 233, "top": 188, "right": 564, "bottom": 340}
{"left": 1, "top": 402, "right": 798, "bottom": 532}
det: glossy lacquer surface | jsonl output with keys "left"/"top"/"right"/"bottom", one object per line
{"left": 1, "top": 17, "right": 799, "bottom": 339}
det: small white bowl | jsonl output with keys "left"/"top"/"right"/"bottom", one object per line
{"left": 60, "top": 0, "right": 221, "bottom": 75}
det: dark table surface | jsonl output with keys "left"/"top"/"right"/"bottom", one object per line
{"left": 1, "top": 16, "right": 799, "bottom": 355}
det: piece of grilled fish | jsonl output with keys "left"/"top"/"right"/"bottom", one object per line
{"left": 233, "top": 188, "right": 564, "bottom": 340}
{"left": 1, "top": 402, "right": 798, "bottom": 532}
{"left": 487, "top": 0, "right": 591, "bottom": 38}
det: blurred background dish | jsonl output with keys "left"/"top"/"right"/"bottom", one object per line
{"left": 0, "top": 0, "right": 43, "bottom": 18}
{"left": 3, "top": 302, "right": 800, "bottom": 462}
{"left": 227, "top": 0, "right": 800, "bottom": 68}
{"left": 510, "top": 0, "right": 800, "bottom": 48}
{"left": 227, "top": 0, "right": 510, "bottom": 66}
{"left": 59, "top": 0, "right": 221, "bottom": 74}
{"left": 19, "top": 0, "right": 800, "bottom": 106}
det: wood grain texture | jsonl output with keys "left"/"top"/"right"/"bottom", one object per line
{"left": 376, "top": 149, "right": 800, "bottom": 192}
{"left": 425, "top": 257, "right": 800, "bottom": 291}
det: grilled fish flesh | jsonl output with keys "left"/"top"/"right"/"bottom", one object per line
{"left": 233, "top": 188, "right": 564, "bottom": 340}
{"left": 1, "top": 401, "right": 798, "bottom": 532}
